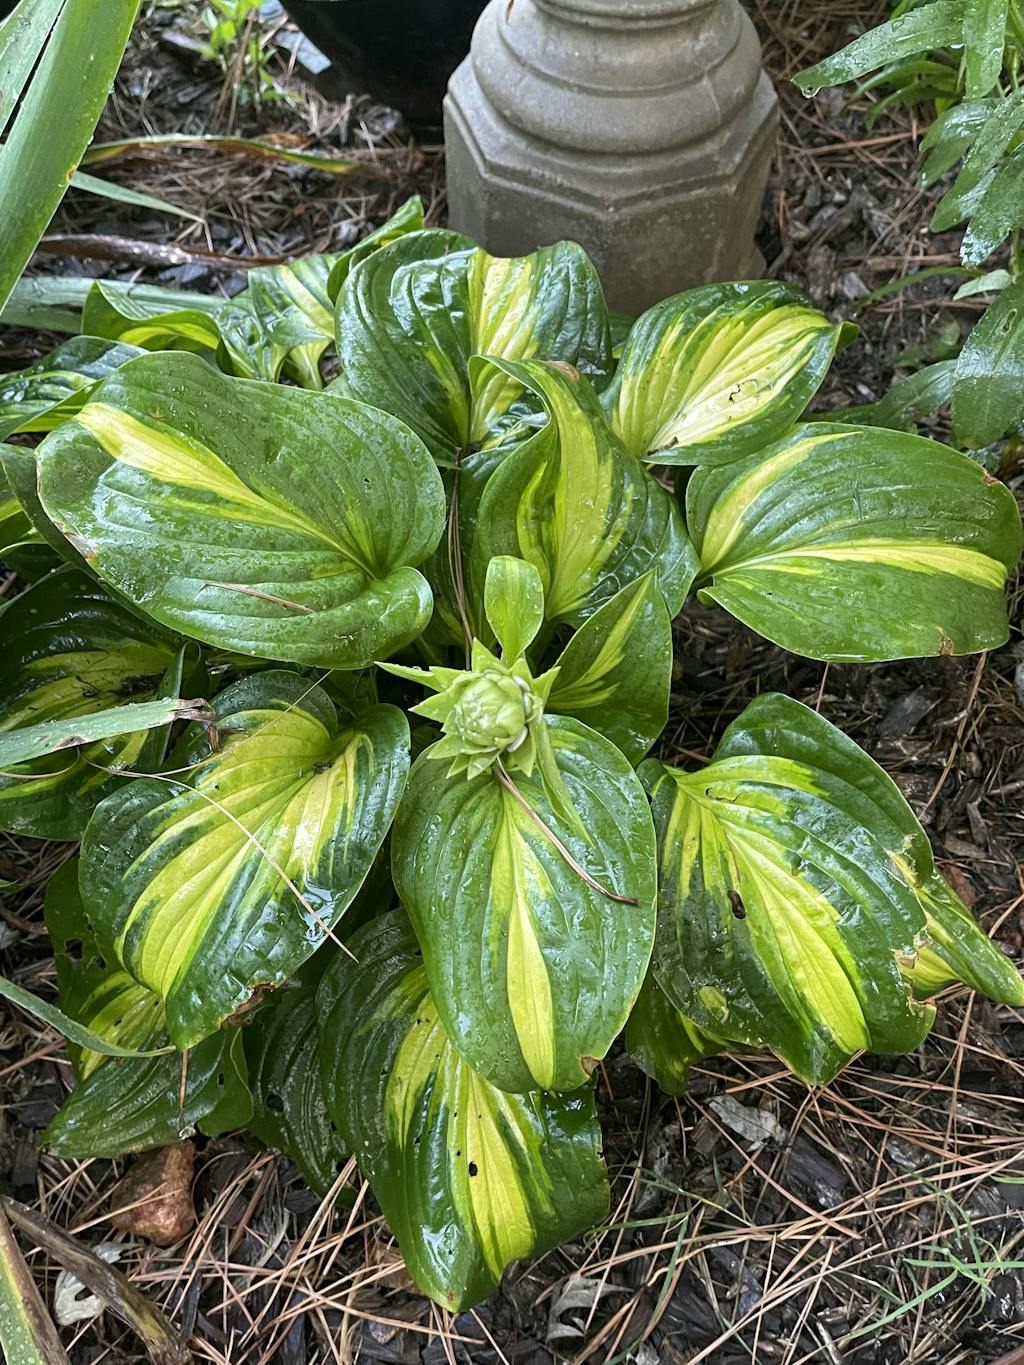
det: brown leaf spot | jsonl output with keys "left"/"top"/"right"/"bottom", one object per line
{"left": 938, "top": 635, "right": 954, "bottom": 657}
{"left": 548, "top": 360, "right": 581, "bottom": 381}
{"left": 580, "top": 1056, "right": 599, "bottom": 1078}
{"left": 110, "top": 1142, "right": 195, "bottom": 1247}
{"left": 982, "top": 470, "right": 1000, "bottom": 486}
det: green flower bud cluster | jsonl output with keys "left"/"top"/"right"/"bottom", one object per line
{"left": 382, "top": 641, "right": 559, "bottom": 780}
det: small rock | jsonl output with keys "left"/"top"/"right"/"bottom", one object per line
{"left": 109, "top": 1141, "right": 195, "bottom": 1247}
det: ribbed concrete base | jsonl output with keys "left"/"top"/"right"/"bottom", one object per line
{"left": 444, "top": 0, "right": 778, "bottom": 314}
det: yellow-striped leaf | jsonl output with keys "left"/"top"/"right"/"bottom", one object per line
{"left": 638, "top": 693, "right": 1024, "bottom": 1084}
{"left": 335, "top": 234, "right": 612, "bottom": 464}
{"left": 42, "top": 861, "right": 252, "bottom": 1159}
{"left": 687, "top": 424, "right": 1022, "bottom": 662}
{"left": 0, "top": 567, "right": 180, "bottom": 840}
{"left": 546, "top": 572, "right": 672, "bottom": 764}
{"left": 624, "top": 969, "right": 728, "bottom": 1096}
{"left": 602, "top": 282, "right": 843, "bottom": 464}
{"left": 80, "top": 671, "right": 410, "bottom": 1049}
{"left": 83, "top": 279, "right": 224, "bottom": 354}
{"left": 898, "top": 872, "right": 1024, "bottom": 1004}
{"left": 317, "top": 910, "right": 609, "bottom": 1310}
{"left": 472, "top": 358, "right": 698, "bottom": 627}
{"left": 218, "top": 254, "right": 339, "bottom": 389}
{"left": 327, "top": 194, "right": 425, "bottom": 298}
{"left": 392, "top": 715, "right": 656, "bottom": 1093}
{"left": 0, "top": 336, "right": 143, "bottom": 440}
{"left": 37, "top": 351, "right": 446, "bottom": 668}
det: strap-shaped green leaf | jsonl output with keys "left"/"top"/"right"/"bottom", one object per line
{"left": 473, "top": 358, "right": 698, "bottom": 627}
{"left": 0, "top": 695, "right": 206, "bottom": 769}
{"left": 0, "top": 567, "right": 179, "bottom": 840}
{"left": 793, "top": 1, "right": 965, "bottom": 92}
{"left": 37, "top": 351, "right": 446, "bottom": 668}
{"left": 484, "top": 555, "right": 545, "bottom": 660}
{"left": 602, "top": 282, "right": 842, "bottom": 464}
{"left": 639, "top": 693, "right": 1021, "bottom": 1084}
{"left": 245, "top": 959, "right": 347, "bottom": 1195}
{"left": 393, "top": 715, "right": 656, "bottom": 1093}
{"left": 953, "top": 278, "right": 1024, "bottom": 446}
{"left": 41, "top": 861, "right": 251, "bottom": 1159}
{"left": 964, "top": 0, "right": 1010, "bottom": 99}
{"left": 80, "top": 671, "right": 410, "bottom": 1049}
{"left": 546, "top": 572, "right": 672, "bottom": 765}
{"left": 317, "top": 911, "right": 609, "bottom": 1310}
{"left": 624, "top": 969, "right": 728, "bottom": 1096}
{"left": 0, "top": 336, "right": 143, "bottom": 440}
{"left": 931, "top": 90, "right": 1024, "bottom": 233}
{"left": 335, "top": 234, "right": 612, "bottom": 463}
{"left": 921, "top": 100, "right": 997, "bottom": 187}
{"left": 688, "top": 423, "right": 1022, "bottom": 662}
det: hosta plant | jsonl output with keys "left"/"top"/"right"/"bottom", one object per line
{"left": 1, "top": 198, "right": 1022, "bottom": 1313}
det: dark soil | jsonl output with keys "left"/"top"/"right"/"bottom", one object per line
{"left": 2, "top": 3, "right": 1023, "bottom": 1363}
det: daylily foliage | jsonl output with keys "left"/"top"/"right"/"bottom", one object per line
{"left": 0, "top": 199, "right": 1021, "bottom": 1311}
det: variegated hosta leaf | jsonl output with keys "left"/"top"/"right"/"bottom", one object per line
{"left": 245, "top": 958, "right": 347, "bottom": 1194}
{"left": 546, "top": 572, "right": 672, "bottom": 764}
{"left": 0, "top": 445, "right": 91, "bottom": 574}
{"left": 43, "top": 861, "right": 252, "bottom": 1159}
{"left": 80, "top": 670, "right": 410, "bottom": 1049}
{"left": 0, "top": 567, "right": 179, "bottom": 840}
{"left": 335, "top": 233, "right": 612, "bottom": 463}
{"left": 687, "top": 424, "right": 1022, "bottom": 662}
{"left": 327, "top": 194, "right": 426, "bottom": 298}
{"left": 82, "top": 278, "right": 225, "bottom": 353}
{"left": 317, "top": 910, "right": 609, "bottom": 1310}
{"left": 392, "top": 714, "right": 657, "bottom": 1093}
{"left": 472, "top": 358, "right": 698, "bottom": 627}
{"left": 899, "top": 873, "right": 1024, "bottom": 1004}
{"left": 37, "top": 351, "right": 446, "bottom": 668}
{"left": 639, "top": 692, "right": 1002, "bottom": 1085}
{"left": 0, "top": 336, "right": 143, "bottom": 440}
{"left": 624, "top": 969, "right": 728, "bottom": 1096}
{"left": 602, "top": 281, "right": 844, "bottom": 464}
{"left": 217, "top": 254, "right": 338, "bottom": 389}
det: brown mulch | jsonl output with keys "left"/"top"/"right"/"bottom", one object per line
{"left": 2, "top": 2, "right": 1023, "bottom": 1362}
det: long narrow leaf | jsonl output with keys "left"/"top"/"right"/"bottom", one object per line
{"left": 0, "top": 696, "right": 210, "bottom": 768}
{"left": 0, "top": 0, "right": 142, "bottom": 312}
{"left": 0, "top": 974, "right": 175, "bottom": 1060}
{"left": 82, "top": 133, "right": 358, "bottom": 175}
{"left": 964, "top": 0, "right": 1010, "bottom": 99}
{"left": 69, "top": 171, "right": 202, "bottom": 224}
{"left": 794, "top": 1, "right": 965, "bottom": 92}
{"left": 0, "top": 1200, "right": 69, "bottom": 1365}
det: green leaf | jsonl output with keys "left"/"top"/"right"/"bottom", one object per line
{"left": 472, "top": 357, "right": 698, "bottom": 628}
{"left": 952, "top": 278, "right": 1024, "bottom": 445}
{"left": 899, "top": 873, "right": 1024, "bottom": 1003}
{"left": 830, "top": 359, "right": 957, "bottom": 431}
{"left": 245, "top": 958, "right": 347, "bottom": 1195}
{"left": 602, "top": 282, "right": 842, "bottom": 464}
{"left": 0, "top": 0, "right": 141, "bottom": 314}
{"left": 0, "top": 695, "right": 207, "bottom": 769}
{"left": 69, "top": 169, "right": 203, "bottom": 223}
{"left": 0, "top": 973, "right": 173, "bottom": 1067}
{"left": 41, "top": 861, "right": 251, "bottom": 1159}
{"left": 81, "top": 131, "right": 360, "bottom": 175}
{"left": 0, "top": 336, "right": 144, "bottom": 441}
{"left": 0, "top": 445, "right": 92, "bottom": 575}
{"left": 0, "top": 566, "right": 181, "bottom": 839}
{"left": 392, "top": 715, "right": 656, "bottom": 1092}
{"left": 546, "top": 573, "right": 672, "bottom": 765}
{"left": 920, "top": 99, "right": 998, "bottom": 187}
{"left": 964, "top": 0, "right": 1010, "bottom": 99}
{"left": 82, "top": 279, "right": 225, "bottom": 354}
{"left": 688, "top": 423, "right": 1021, "bottom": 662}
{"left": 793, "top": 2, "right": 965, "bottom": 93}
{"left": 218, "top": 254, "right": 339, "bottom": 388}
{"left": 327, "top": 195, "right": 425, "bottom": 297}
{"left": 641, "top": 693, "right": 943, "bottom": 1085}
{"left": 37, "top": 351, "right": 446, "bottom": 668}
{"left": 484, "top": 555, "right": 545, "bottom": 660}
{"left": 961, "top": 147, "right": 1024, "bottom": 265}
{"left": 317, "top": 910, "right": 609, "bottom": 1310}
{"left": 624, "top": 969, "right": 728, "bottom": 1096}
{"left": 80, "top": 671, "right": 410, "bottom": 1049}
{"left": 932, "top": 91, "right": 1024, "bottom": 232}
{"left": 336, "top": 234, "right": 612, "bottom": 464}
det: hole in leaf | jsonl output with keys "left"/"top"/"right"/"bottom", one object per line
{"left": 266, "top": 1091, "right": 285, "bottom": 1112}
